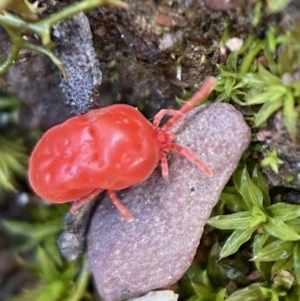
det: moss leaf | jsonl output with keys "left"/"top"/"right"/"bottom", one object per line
{"left": 220, "top": 227, "right": 256, "bottom": 258}
{"left": 220, "top": 190, "right": 248, "bottom": 211}
{"left": 283, "top": 91, "right": 298, "bottom": 140}
{"left": 264, "top": 217, "right": 300, "bottom": 241}
{"left": 226, "top": 283, "right": 268, "bottom": 301}
{"left": 253, "top": 240, "right": 294, "bottom": 262}
{"left": 252, "top": 166, "right": 270, "bottom": 207}
{"left": 268, "top": 203, "right": 300, "bottom": 221}
{"left": 208, "top": 211, "right": 252, "bottom": 230}
{"left": 254, "top": 98, "right": 283, "bottom": 126}
{"left": 37, "top": 247, "right": 61, "bottom": 281}
{"left": 293, "top": 243, "right": 300, "bottom": 283}
{"left": 191, "top": 283, "right": 216, "bottom": 301}
{"left": 239, "top": 167, "right": 264, "bottom": 209}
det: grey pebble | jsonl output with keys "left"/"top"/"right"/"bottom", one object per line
{"left": 88, "top": 103, "right": 251, "bottom": 301}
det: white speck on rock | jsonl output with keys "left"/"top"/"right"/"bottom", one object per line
{"left": 128, "top": 290, "right": 178, "bottom": 301}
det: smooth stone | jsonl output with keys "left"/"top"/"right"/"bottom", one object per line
{"left": 88, "top": 103, "right": 251, "bottom": 301}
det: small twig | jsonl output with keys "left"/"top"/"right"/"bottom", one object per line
{"left": 0, "top": 0, "right": 127, "bottom": 76}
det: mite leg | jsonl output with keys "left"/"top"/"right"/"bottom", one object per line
{"left": 159, "top": 150, "right": 169, "bottom": 179}
{"left": 153, "top": 109, "right": 183, "bottom": 128}
{"left": 70, "top": 188, "right": 103, "bottom": 214}
{"left": 167, "top": 143, "right": 213, "bottom": 177}
{"left": 107, "top": 190, "right": 133, "bottom": 221}
{"left": 162, "top": 77, "right": 216, "bottom": 130}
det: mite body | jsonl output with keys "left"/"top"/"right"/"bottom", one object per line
{"left": 29, "top": 77, "right": 216, "bottom": 220}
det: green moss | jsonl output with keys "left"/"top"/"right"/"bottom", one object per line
{"left": 266, "top": 0, "right": 293, "bottom": 13}
{"left": 261, "top": 150, "right": 284, "bottom": 173}
{"left": 0, "top": 135, "right": 27, "bottom": 191}
{"left": 2, "top": 203, "right": 95, "bottom": 301}
{"left": 179, "top": 158, "right": 300, "bottom": 301}
{"left": 0, "top": 93, "right": 27, "bottom": 191}
{"left": 210, "top": 25, "right": 300, "bottom": 140}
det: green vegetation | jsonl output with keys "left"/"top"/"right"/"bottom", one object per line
{"left": 266, "top": 0, "right": 293, "bottom": 13}
{"left": 0, "top": 93, "right": 27, "bottom": 191}
{"left": 180, "top": 159, "right": 300, "bottom": 301}
{"left": 211, "top": 25, "right": 300, "bottom": 140}
{"left": 2, "top": 204, "right": 94, "bottom": 301}
{"left": 208, "top": 159, "right": 300, "bottom": 260}
{"left": 0, "top": 135, "right": 27, "bottom": 191}
{"left": 0, "top": 0, "right": 127, "bottom": 78}
{"left": 180, "top": 264, "right": 226, "bottom": 301}
{"left": 180, "top": 264, "right": 300, "bottom": 301}
{"left": 261, "top": 150, "right": 284, "bottom": 173}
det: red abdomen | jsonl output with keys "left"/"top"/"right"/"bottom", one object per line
{"left": 29, "top": 104, "right": 160, "bottom": 203}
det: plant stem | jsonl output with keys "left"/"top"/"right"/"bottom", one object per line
{"left": 67, "top": 258, "right": 90, "bottom": 301}
{"left": 0, "top": 0, "right": 127, "bottom": 75}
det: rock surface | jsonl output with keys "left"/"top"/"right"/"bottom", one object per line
{"left": 88, "top": 103, "right": 251, "bottom": 301}
{"left": 128, "top": 290, "right": 178, "bottom": 301}
{"left": 53, "top": 13, "right": 102, "bottom": 115}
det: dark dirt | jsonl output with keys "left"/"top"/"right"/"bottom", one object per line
{"left": 2, "top": 0, "right": 270, "bottom": 127}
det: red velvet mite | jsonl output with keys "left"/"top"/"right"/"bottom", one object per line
{"left": 29, "top": 77, "right": 216, "bottom": 221}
